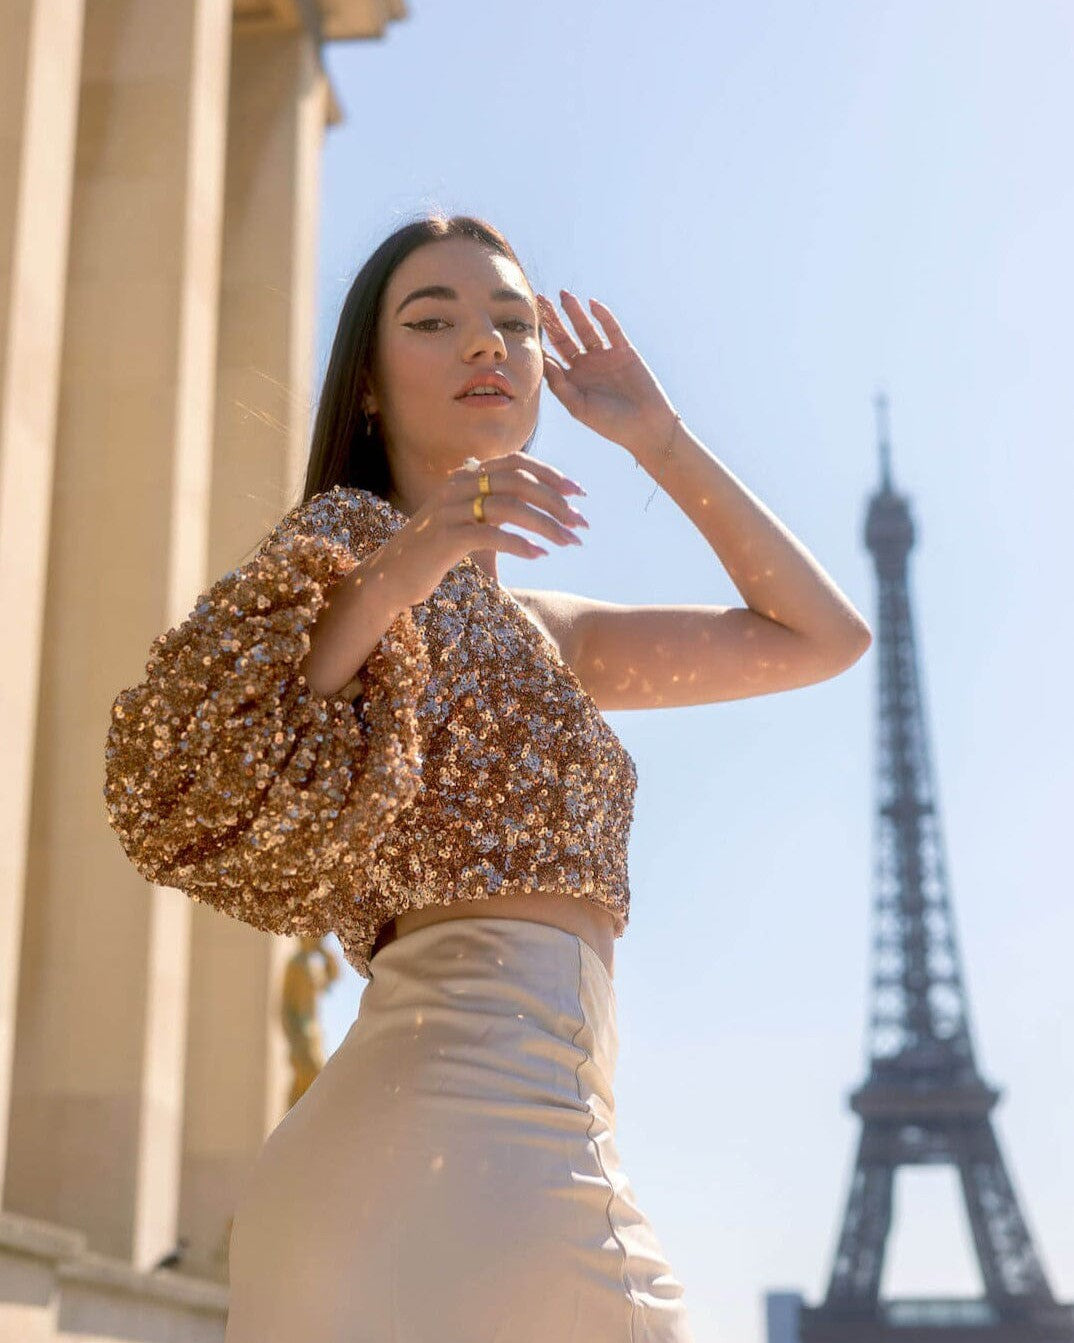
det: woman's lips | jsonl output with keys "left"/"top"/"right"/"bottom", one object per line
{"left": 455, "top": 394, "right": 513, "bottom": 407}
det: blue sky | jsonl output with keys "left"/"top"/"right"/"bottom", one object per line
{"left": 309, "top": 5, "right": 1074, "bottom": 1340}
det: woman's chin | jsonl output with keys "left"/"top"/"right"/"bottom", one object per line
{"left": 455, "top": 438, "right": 530, "bottom": 464}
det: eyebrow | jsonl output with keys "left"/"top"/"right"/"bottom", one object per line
{"left": 394, "top": 284, "right": 534, "bottom": 317}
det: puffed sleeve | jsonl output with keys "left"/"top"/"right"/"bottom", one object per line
{"left": 102, "top": 485, "right": 429, "bottom": 938}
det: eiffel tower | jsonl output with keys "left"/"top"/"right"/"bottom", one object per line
{"left": 798, "top": 396, "right": 1074, "bottom": 1343}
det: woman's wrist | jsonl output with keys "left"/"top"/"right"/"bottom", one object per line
{"left": 629, "top": 409, "right": 684, "bottom": 509}
{"left": 630, "top": 407, "right": 683, "bottom": 474}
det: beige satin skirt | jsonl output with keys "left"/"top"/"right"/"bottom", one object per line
{"left": 225, "top": 916, "right": 694, "bottom": 1342}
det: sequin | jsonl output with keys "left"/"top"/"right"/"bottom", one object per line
{"left": 103, "top": 484, "right": 637, "bottom": 980}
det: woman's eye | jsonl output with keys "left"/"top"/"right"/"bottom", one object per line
{"left": 405, "top": 318, "right": 533, "bottom": 333}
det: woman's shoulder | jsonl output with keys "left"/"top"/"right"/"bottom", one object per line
{"left": 284, "top": 482, "right": 390, "bottom": 524}
{"left": 503, "top": 586, "right": 586, "bottom": 676}
{"left": 269, "top": 484, "right": 403, "bottom": 555}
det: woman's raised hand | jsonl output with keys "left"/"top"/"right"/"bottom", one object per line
{"left": 537, "top": 291, "right": 678, "bottom": 461}
{"left": 386, "top": 454, "right": 589, "bottom": 607}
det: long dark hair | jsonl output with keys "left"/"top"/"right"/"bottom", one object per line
{"left": 301, "top": 212, "right": 540, "bottom": 510}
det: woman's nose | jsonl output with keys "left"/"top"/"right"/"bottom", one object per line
{"left": 462, "top": 320, "right": 507, "bottom": 361}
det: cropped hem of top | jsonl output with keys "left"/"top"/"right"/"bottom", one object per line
{"left": 103, "top": 484, "right": 638, "bottom": 981}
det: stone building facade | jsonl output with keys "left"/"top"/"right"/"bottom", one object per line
{"left": 0, "top": 1, "right": 405, "bottom": 1337}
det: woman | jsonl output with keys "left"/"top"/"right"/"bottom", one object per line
{"left": 104, "top": 214, "right": 871, "bottom": 1341}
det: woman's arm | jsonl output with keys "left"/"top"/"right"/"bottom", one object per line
{"left": 561, "top": 416, "right": 873, "bottom": 711}
{"left": 103, "top": 487, "right": 430, "bottom": 937}
{"left": 298, "top": 542, "right": 417, "bottom": 700}
{"left": 630, "top": 413, "right": 872, "bottom": 652}
{"left": 534, "top": 290, "right": 871, "bottom": 709}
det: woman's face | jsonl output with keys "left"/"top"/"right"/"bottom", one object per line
{"left": 365, "top": 238, "right": 544, "bottom": 489}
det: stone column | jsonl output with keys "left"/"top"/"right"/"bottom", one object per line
{"left": 0, "top": 0, "right": 85, "bottom": 1204}
{"left": 176, "top": 27, "right": 331, "bottom": 1281}
{"left": 3, "top": 0, "right": 231, "bottom": 1269}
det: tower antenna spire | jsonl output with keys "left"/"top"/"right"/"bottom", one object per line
{"left": 874, "top": 389, "right": 893, "bottom": 491}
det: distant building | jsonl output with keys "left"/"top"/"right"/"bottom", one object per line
{"left": 766, "top": 1290, "right": 804, "bottom": 1343}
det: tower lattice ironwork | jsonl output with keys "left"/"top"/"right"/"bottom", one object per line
{"left": 799, "top": 396, "right": 1073, "bottom": 1343}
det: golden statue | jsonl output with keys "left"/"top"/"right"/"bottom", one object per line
{"left": 281, "top": 934, "right": 340, "bottom": 1108}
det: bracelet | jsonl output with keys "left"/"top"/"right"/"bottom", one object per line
{"left": 638, "top": 410, "right": 682, "bottom": 511}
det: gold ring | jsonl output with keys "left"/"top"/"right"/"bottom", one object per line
{"left": 464, "top": 458, "right": 491, "bottom": 522}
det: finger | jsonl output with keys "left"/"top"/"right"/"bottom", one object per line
{"left": 535, "top": 294, "right": 584, "bottom": 362}
{"left": 502, "top": 469, "right": 589, "bottom": 532}
{"left": 462, "top": 451, "right": 585, "bottom": 498}
{"left": 586, "top": 296, "right": 631, "bottom": 351}
{"left": 456, "top": 494, "right": 584, "bottom": 550}
{"left": 540, "top": 361, "right": 583, "bottom": 420}
{"left": 558, "top": 288, "right": 605, "bottom": 352}
{"left": 479, "top": 524, "right": 549, "bottom": 560}
{"left": 531, "top": 294, "right": 574, "bottom": 357}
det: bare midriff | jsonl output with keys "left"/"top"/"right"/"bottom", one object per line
{"left": 372, "top": 888, "right": 617, "bottom": 980}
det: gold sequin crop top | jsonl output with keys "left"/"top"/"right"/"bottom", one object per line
{"left": 103, "top": 484, "right": 638, "bottom": 980}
